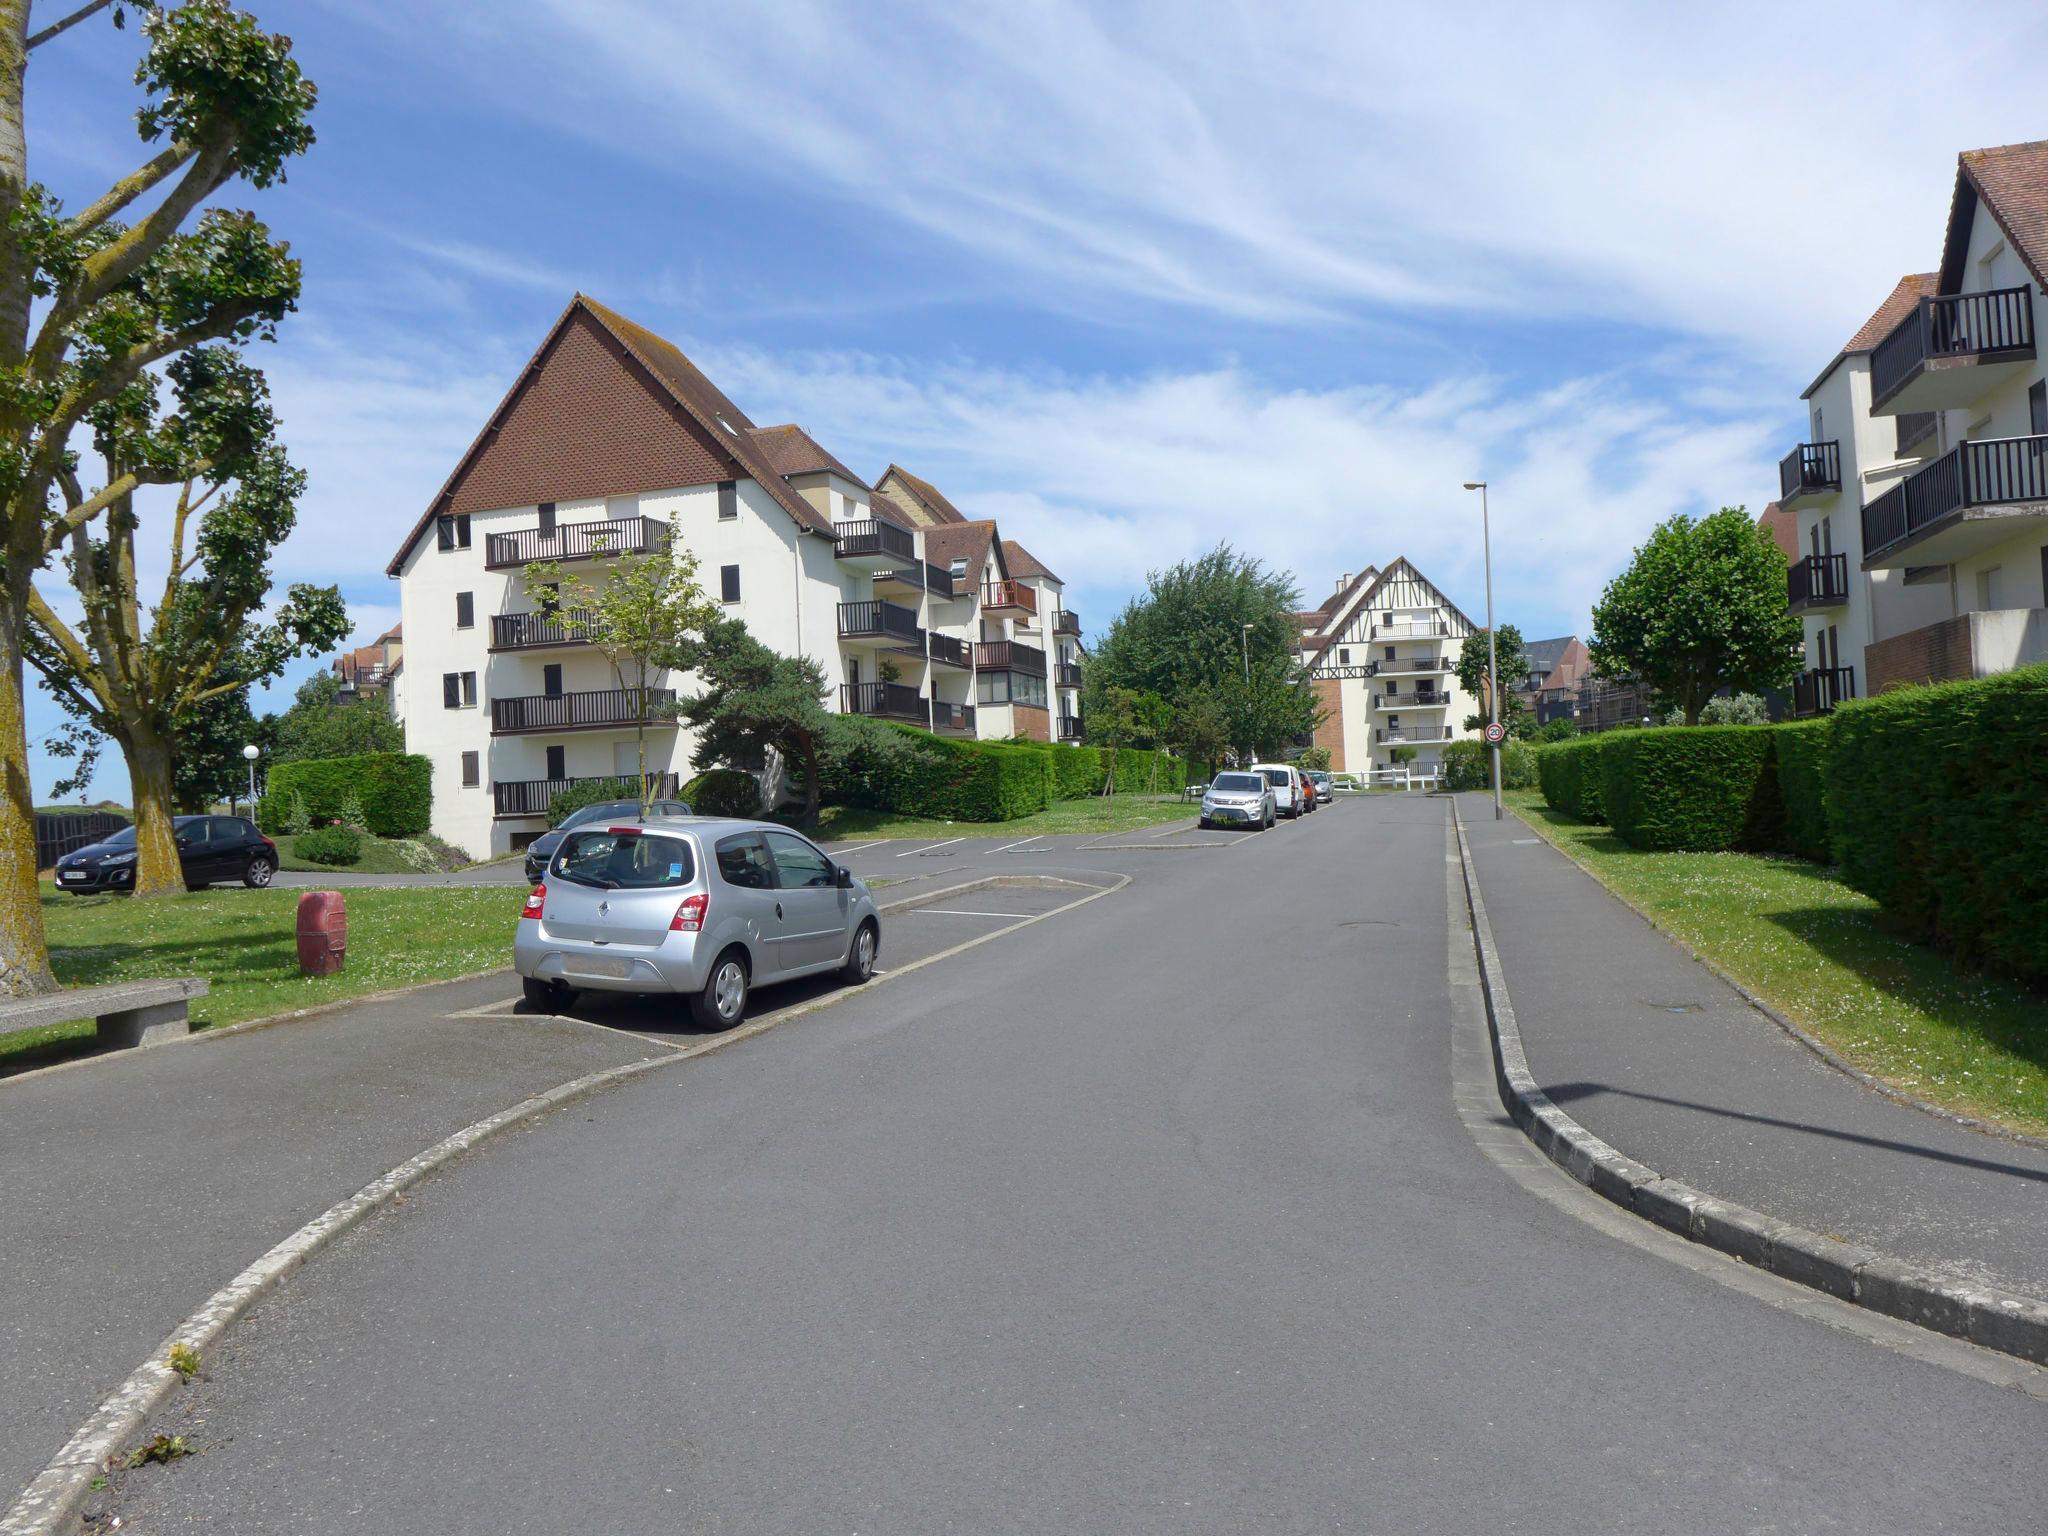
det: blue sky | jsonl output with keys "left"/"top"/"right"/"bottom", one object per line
{"left": 25, "top": 0, "right": 2048, "bottom": 801}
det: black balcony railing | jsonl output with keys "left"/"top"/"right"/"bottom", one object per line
{"left": 837, "top": 599, "right": 924, "bottom": 647}
{"left": 1055, "top": 661, "right": 1083, "bottom": 690}
{"left": 493, "top": 771, "right": 679, "bottom": 820}
{"left": 833, "top": 518, "right": 916, "bottom": 564}
{"left": 1862, "top": 434, "right": 2048, "bottom": 559}
{"left": 1370, "top": 619, "right": 1448, "bottom": 639}
{"left": 1792, "top": 666, "right": 1855, "bottom": 718}
{"left": 1896, "top": 411, "right": 1937, "bottom": 456}
{"left": 930, "top": 700, "right": 977, "bottom": 733}
{"left": 1787, "top": 553, "right": 1849, "bottom": 610}
{"left": 485, "top": 516, "right": 663, "bottom": 571}
{"left": 974, "top": 639, "right": 1047, "bottom": 676}
{"left": 1870, "top": 285, "right": 2035, "bottom": 408}
{"left": 928, "top": 632, "right": 971, "bottom": 669}
{"left": 1058, "top": 714, "right": 1083, "bottom": 741}
{"left": 840, "top": 681, "right": 927, "bottom": 721}
{"left": 1054, "top": 611, "right": 1081, "bottom": 637}
{"left": 1367, "top": 655, "right": 1446, "bottom": 675}
{"left": 1778, "top": 441, "right": 1840, "bottom": 502}
{"left": 489, "top": 608, "right": 603, "bottom": 650}
{"left": 1373, "top": 690, "right": 1444, "bottom": 709}
{"left": 924, "top": 562, "right": 957, "bottom": 599}
{"left": 491, "top": 687, "right": 677, "bottom": 734}
{"left": 1375, "top": 725, "right": 1452, "bottom": 744}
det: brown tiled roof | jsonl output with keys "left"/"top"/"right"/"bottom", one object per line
{"left": 1803, "top": 274, "right": 1937, "bottom": 398}
{"left": 1000, "top": 539, "right": 1060, "bottom": 585}
{"left": 749, "top": 423, "right": 868, "bottom": 488}
{"left": 879, "top": 465, "right": 968, "bottom": 524}
{"left": 1756, "top": 501, "right": 1799, "bottom": 562}
{"left": 921, "top": 520, "right": 1000, "bottom": 581}
{"left": 1311, "top": 565, "right": 1379, "bottom": 624}
{"left": 1957, "top": 140, "right": 2048, "bottom": 294}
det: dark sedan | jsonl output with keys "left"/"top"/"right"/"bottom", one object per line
{"left": 53, "top": 815, "right": 279, "bottom": 894}
{"left": 523, "top": 796, "right": 693, "bottom": 883}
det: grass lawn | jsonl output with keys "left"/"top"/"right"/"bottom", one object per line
{"left": 4, "top": 883, "right": 525, "bottom": 1066}
{"left": 809, "top": 794, "right": 1196, "bottom": 843}
{"left": 1503, "top": 789, "right": 2048, "bottom": 1140}
{"left": 272, "top": 831, "right": 456, "bottom": 875}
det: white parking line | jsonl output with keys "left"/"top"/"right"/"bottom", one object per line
{"left": 993, "top": 835, "right": 1046, "bottom": 853}
{"left": 907, "top": 908, "right": 1032, "bottom": 918}
{"left": 1149, "top": 819, "right": 1197, "bottom": 838}
{"left": 829, "top": 840, "right": 888, "bottom": 855}
{"left": 896, "top": 836, "right": 965, "bottom": 857}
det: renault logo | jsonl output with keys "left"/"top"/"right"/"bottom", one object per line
{"left": 597, "top": 900, "right": 610, "bottom": 915}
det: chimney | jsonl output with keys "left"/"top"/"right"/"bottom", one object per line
{"left": 1336, "top": 573, "right": 1351, "bottom": 593}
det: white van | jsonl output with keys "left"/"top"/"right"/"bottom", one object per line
{"left": 1249, "top": 762, "right": 1305, "bottom": 819}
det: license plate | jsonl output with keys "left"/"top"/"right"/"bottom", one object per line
{"left": 568, "top": 954, "right": 631, "bottom": 979}
{"left": 60, "top": 870, "right": 86, "bottom": 882}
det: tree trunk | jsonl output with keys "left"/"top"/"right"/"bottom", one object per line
{"left": 0, "top": 586, "right": 55, "bottom": 995}
{"left": 127, "top": 725, "right": 183, "bottom": 897}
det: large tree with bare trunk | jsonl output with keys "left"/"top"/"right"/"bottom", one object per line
{"left": 0, "top": 0, "right": 315, "bottom": 994}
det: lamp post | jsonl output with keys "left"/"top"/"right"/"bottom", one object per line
{"left": 1462, "top": 481, "right": 1504, "bottom": 821}
{"left": 1240, "top": 622, "right": 1253, "bottom": 684}
{"left": 242, "top": 743, "right": 260, "bottom": 813}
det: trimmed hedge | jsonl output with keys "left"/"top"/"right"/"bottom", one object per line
{"left": 1598, "top": 726, "right": 1782, "bottom": 852}
{"left": 1537, "top": 736, "right": 1609, "bottom": 823}
{"left": 1772, "top": 718, "right": 1834, "bottom": 863}
{"left": 683, "top": 769, "right": 763, "bottom": 818}
{"left": 1049, "top": 741, "right": 1103, "bottom": 800}
{"left": 818, "top": 722, "right": 1185, "bottom": 822}
{"left": 1827, "top": 663, "right": 2048, "bottom": 981}
{"left": 259, "top": 753, "right": 430, "bottom": 838}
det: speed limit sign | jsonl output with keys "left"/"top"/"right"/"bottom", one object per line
{"left": 1483, "top": 721, "right": 1506, "bottom": 745}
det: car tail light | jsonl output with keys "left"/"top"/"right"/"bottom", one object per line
{"left": 671, "top": 893, "right": 708, "bottom": 932}
{"left": 521, "top": 884, "right": 546, "bottom": 920}
{"left": 606, "top": 826, "right": 641, "bottom": 836}
{"left": 261, "top": 835, "right": 276, "bottom": 850}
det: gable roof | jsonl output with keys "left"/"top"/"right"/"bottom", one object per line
{"left": 1351, "top": 556, "right": 1479, "bottom": 634}
{"left": 1298, "top": 565, "right": 1382, "bottom": 658}
{"left": 1803, "top": 274, "right": 1938, "bottom": 398}
{"left": 1944, "top": 140, "right": 2048, "bottom": 297}
{"left": 877, "top": 464, "right": 969, "bottom": 525}
{"left": 1000, "top": 539, "right": 1060, "bottom": 585}
{"left": 749, "top": 423, "right": 868, "bottom": 488}
{"left": 922, "top": 519, "right": 1002, "bottom": 582}
{"left": 386, "top": 295, "right": 832, "bottom": 574}
{"left": 1521, "top": 635, "right": 1578, "bottom": 676}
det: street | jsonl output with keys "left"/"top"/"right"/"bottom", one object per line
{"left": 83, "top": 792, "right": 2047, "bottom": 1533}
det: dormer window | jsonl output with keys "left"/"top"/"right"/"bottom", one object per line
{"left": 950, "top": 558, "right": 967, "bottom": 579}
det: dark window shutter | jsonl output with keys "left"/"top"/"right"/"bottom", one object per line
{"left": 456, "top": 514, "right": 472, "bottom": 548}
{"left": 721, "top": 564, "right": 740, "bottom": 602}
{"left": 538, "top": 501, "right": 557, "bottom": 538}
{"left": 443, "top": 673, "right": 460, "bottom": 708}
{"left": 546, "top": 745, "right": 566, "bottom": 780}
{"left": 461, "top": 751, "right": 479, "bottom": 787}
{"left": 717, "top": 481, "right": 737, "bottom": 519}
{"left": 437, "top": 517, "right": 454, "bottom": 551}
{"left": 455, "top": 591, "right": 474, "bottom": 628}
{"left": 543, "top": 664, "right": 563, "bottom": 698}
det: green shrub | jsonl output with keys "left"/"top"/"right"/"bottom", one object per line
{"left": 282, "top": 788, "right": 310, "bottom": 836}
{"left": 1598, "top": 726, "right": 1782, "bottom": 852}
{"left": 1772, "top": 718, "right": 1834, "bottom": 863}
{"left": 258, "top": 753, "right": 430, "bottom": 838}
{"left": 1501, "top": 740, "right": 1539, "bottom": 790}
{"left": 1827, "top": 664, "right": 2048, "bottom": 981}
{"left": 1537, "top": 736, "right": 1609, "bottom": 822}
{"left": 683, "top": 769, "right": 762, "bottom": 818}
{"left": 295, "top": 824, "right": 363, "bottom": 866}
{"left": 1443, "top": 739, "right": 1489, "bottom": 791}
{"left": 334, "top": 789, "right": 369, "bottom": 832}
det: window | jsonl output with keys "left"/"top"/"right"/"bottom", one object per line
{"left": 1338, "top": 648, "right": 1349, "bottom": 665}
{"left": 557, "top": 830, "right": 694, "bottom": 889}
{"left": 536, "top": 581, "right": 561, "bottom": 615}
{"left": 717, "top": 480, "right": 737, "bottom": 520}
{"left": 950, "top": 558, "right": 967, "bottom": 579}
{"left": 461, "top": 751, "right": 480, "bottom": 787}
{"left": 2030, "top": 380, "right": 2046, "bottom": 438}
{"left": 209, "top": 817, "right": 248, "bottom": 844}
{"left": 455, "top": 591, "right": 474, "bottom": 628}
{"left": 542, "top": 663, "right": 563, "bottom": 698}
{"left": 977, "top": 670, "right": 1010, "bottom": 704}
{"left": 715, "top": 833, "right": 775, "bottom": 889}
{"left": 720, "top": 564, "right": 740, "bottom": 603}
{"left": 1386, "top": 679, "right": 1399, "bottom": 695}
{"left": 1810, "top": 406, "right": 1823, "bottom": 443}
{"left": 765, "top": 831, "right": 835, "bottom": 889}
{"left": 436, "top": 514, "right": 471, "bottom": 551}
{"left": 545, "top": 744, "right": 566, "bottom": 780}
{"left": 1383, "top": 646, "right": 1395, "bottom": 661}
{"left": 462, "top": 672, "right": 476, "bottom": 707}
{"left": 1819, "top": 516, "right": 1832, "bottom": 557}
{"left": 176, "top": 819, "right": 209, "bottom": 849}
{"left": 538, "top": 502, "right": 556, "bottom": 538}
{"left": 442, "top": 672, "right": 461, "bottom": 709}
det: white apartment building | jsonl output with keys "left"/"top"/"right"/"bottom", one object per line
{"left": 387, "top": 296, "right": 1084, "bottom": 857}
{"left": 1296, "top": 558, "right": 1480, "bottom": 778}
{"left": 1781, "top": 140, "right": 2048, "bottom": 711}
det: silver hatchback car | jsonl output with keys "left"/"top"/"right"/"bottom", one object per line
{"left": 514, "top": 817, "right": 882, "bottom": 1029}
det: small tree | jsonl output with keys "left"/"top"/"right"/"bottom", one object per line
{"left": 1295, "top": 745, "right": 1331, "bottom": 772}
{"left": 1535, "top": 716, "right": 1578, "bottom": 743}
{"left": 1171, "top": 693, "right": 1230, "bottom": 780}
{"left": 677, "top": 616, "right": 832, "bottom": 824}
{"left": 1590, "top": 508, "right": 1802, "bottom": 725}
{"left": 268, "top": 670, "right": 402, "bottom": 762}
{"left": 525, "top": 539, "right": 717, "bottom": 816}
{"left": 1088, "top": 685, "right": 1141, "bottom": 794}
{"left": 1456, "top": 624, "right": 1532, "bottom": 737}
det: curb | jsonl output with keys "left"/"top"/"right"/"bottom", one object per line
{"left": 1450, "top": 799, "right": 2048, "bottom": 1369}
{"left": 1, "top": 871, "right": 1128, "bottom": 1536}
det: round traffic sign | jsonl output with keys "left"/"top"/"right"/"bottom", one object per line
{"left": 1483, "top": 721, "right": 1506, "bottom": 745}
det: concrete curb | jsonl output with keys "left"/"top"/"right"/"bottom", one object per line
{"left": 1, "top": 871, "right": 1128, "bottom": 1536}
{"left": 1450, "top": 799, "right": 2048, "bottom": 1370}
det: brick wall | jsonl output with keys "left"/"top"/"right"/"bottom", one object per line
{"left": 1012, "top": 704, "right": 1051, "bottom": 743}
{"left": 1312, "top": 676, "right": 1346, "bottom": 772}
{"left": 1865, "top": 615, "right": 1973, "bottom": 696}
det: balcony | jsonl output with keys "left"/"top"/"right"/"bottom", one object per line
{"left": 1895, "top": 411, "right": 1938, "bottom": 460}
{"left": 1778, "top": 441, "right": 1840, "bottom": 507}
{"left": 1860, "top": 434, "right": 2048, "bottom": 568}
{"left": 1370, "top": 619, "right": 1448, "bottom": 640}
{"left": 491, "top": 687, "right": 678, "bottom": 735}
{"left": 840, "top": 680, "right": 927, "bottom": 722}
{"left": 973, "top": 639, "right": 1047, "bottom": 676}
{"left": 1055, "top": 661, "right": 1083, "bottom": 690}
{"left": 927, "top": 631, "right": 971, "bottom": 670}
{"left": 489, "top": 608, "right": 602, "bottom": 652}
{"left": 833, "top": 517, "right": 916, "bottom": 566}
{"left": 493, "top": 771, "right": 679, "bottom": 821}
{"left": 982, "top": 579, "right": 1038, "bottom": 616}
{"left": 1367, "top": 654, "right": 1447, "bottom": 677}
{"left": 1372, "top": 690, "right": 1445, "bottom": 710}
{"left": 1055, "top": 610, "right": 1081, "bottom": 638}
{"left": 1787, "top": 553, "right": 1849, "bottom": 614}
{"left": 1868, "top": 285, "right": 2035, "bottom": 414}
{"left": 1375, "top": 725, "right": 1452, "bottom": 744}
{"left": 930, "top": 700, "right": 977, "bottom": 735}
{"left": 1791, "top": 666, "right": 1855, "bottom": 718}
{"left": 837, "top": 599, "right": 924, "bottom": 650}
{"left": 1058, "top": 713, "right": 1084, "bottom": 742}
{"left": 485, "top": 516, "right": 664, "bottom": 571}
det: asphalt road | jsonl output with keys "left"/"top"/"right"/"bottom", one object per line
{"left": 92, "top": 795, "right": 2048, "bottom": 1531}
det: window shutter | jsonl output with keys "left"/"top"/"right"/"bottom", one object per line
{"left": 455, "top": 591, "right": 474, "bottom": 628}
{"left": 717, "top": 481, "right": 737, "bottom": 520}
{"left": 721, "top": 564, "right": 740, "bottom": 602}
{"left": 437, "top": 517, "right": 454, "bottom": 551}
{"left": 461, "top": 751, "right": 479, "bottom": 787}
{"left": 443, "top": 673, "right": 460, "bottom": 708}
{"left": 538, "top": 501, "right": 556, "bottom": 538}
{"left": 456, "top": 514, "right": 472, "bottom": 548}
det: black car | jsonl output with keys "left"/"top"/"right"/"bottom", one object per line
{"left": 523, "top": 797, "right": 693, "bottom": 883}
{"left": 54, "top": 815, "right": 279, "bottom": 894}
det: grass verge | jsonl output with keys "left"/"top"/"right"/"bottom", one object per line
{"left": 5, "top": 883, "right": 524, "bottom": 1067}
{"left": 271, "top": 831, "right": 467, "bottom": 875}
{"left": 809, "top": 795, "right": 1196, "bottom": 842}
{"left": 1504, "top": 789, "right": 2048, "bottom": 1140}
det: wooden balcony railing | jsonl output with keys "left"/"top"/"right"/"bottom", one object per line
{"left": 833, "top": 518, "right": 916, "bottom": 564}
{"left": 1870, "top": 285, "right": 2035, "bottom": 408}
{"left": 1054, "top": 610, "right": 1081, "bottom": 637}
{"left": 840, "top": 681, "right": 927, "bottom": 721}
{"left": 1055, "top": 661, "right": 1083, "bottom": 690}
{"left": 982, "top": 579, "right": 1038, "bottom": 615}
{"left": 927, "top": 632, "right": 971, "bottom": 668}
{"left": 930, "top": 700, "right": 977, "bottom": 733}
{"left": 1862, "top": 434, "right": 2048, "bottom": 560}
{"left": 491, "top": 687, "right": 677, "bottom": 734}
{"left": 1792, "top": 666, "right": 1855, "bottom": 718}
{"left": 485, "top": 516, "right": 664, "bottom": 571}
{"left": 490, "top": 608, "right": 603, "bottom": 651}
{"left": 1778, "top": 441, "right": 1840, "bottom": 503}
{"left": 974, "top": 639, "right": 1047, "bottom": 676}
{"left": 493, "top": 772, "right": 679, "bottom": 820}
{"left": 1787, "top": 553, "right": 1849, "bottom": 611}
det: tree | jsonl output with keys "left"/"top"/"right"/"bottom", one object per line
{"left": 1535, "top": 716, "right": 1578, "bottom": 744}
{"left": 1170, "top": 693, "right": 1230, "bottom": 779}
{"left": 525, "top": 539, "right": 717, "bottom": 816}
{"left": 267, "top": 670, "right": 402, "bottom": 762}
{"left": 1295, "top": 745, "right": 1331, "bottom": 772}
{"left": 1590, "top": 508, "right": 1802, "bottom": 726}
{"left": 0, "top": 0, "right": 316, "bottom": 991}
{"left": 1088, "top": 685, "right": 1140, "bottom": 793}
{"left": 677, "top": 616, "right": 832, "bottom": 824}
{"left": 25, "top": 446, "right": 346, "bottom": 896}
{"left": 1455, "top": 624, "right": 1532, "bottom": 737}
{"left": 1664, "top": 692, "right": 1770, "bottom": 727}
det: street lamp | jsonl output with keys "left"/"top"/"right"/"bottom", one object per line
{"left": 1461, "top": 481, "right": 1504, "bottom": 821}
{"left": 1240, "top": 622, "right": 1253, "bottom": 683}
{"left": 242, "top": 743, "right": 260, "bottom": 812}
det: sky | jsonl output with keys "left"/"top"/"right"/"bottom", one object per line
{"left": 23, "top": 0, "right": 2048, "bottom": 801}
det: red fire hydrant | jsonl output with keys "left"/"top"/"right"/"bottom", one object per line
{"left": 296, "top": 891, "right": 347, "bottom": 976}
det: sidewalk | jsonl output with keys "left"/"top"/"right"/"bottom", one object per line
{"left": 1457, "top": 795, "right": 2048, "bottom": 1304}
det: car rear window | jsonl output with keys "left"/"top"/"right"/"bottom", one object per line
{"left": 1261, "top": 769, "right": 1288, "bottom": 786}
{"left": 554, "top": 830, "right": 695, "bottom": 888}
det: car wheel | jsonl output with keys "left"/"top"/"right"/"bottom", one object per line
{"left": 689, "top": 948, "right": 750, "bottom": 1030}
{"left": 244, "top": 854, "right": 275, "bottom": 889}
{"left": 841, "top": 919, "right": 879, "bottom": 984}
{"left": 522, "top": 976, "right": 571, "bottom": 1012}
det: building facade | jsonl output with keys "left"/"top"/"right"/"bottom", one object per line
{"left": 388, "top": 296, "right": 1084, "bottom": 856}
{"left": 332, "top": 624, "right": 404, "bottom": 722}
{"left": 1780, "top": 140, "right": 2048, "bottom": 714}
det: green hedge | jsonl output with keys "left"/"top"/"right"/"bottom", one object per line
{"left": 1772, "top": 718, "right": 1834, "bottom": 862}
{"left": 1827, "top": 663, "right": 2048, "bottom": 980}
{"left": 1049, "top": 742, "right": 1104, "bottom": 799}
{"left": 817, "top": 723, "right": 1184, "bottom": 822}
{"left": 259, "top": 753, "right": 430, "bottom": 838}
{"left": 683, "top": 769, "right": 762, "bottom": 818}
{"left": 1597, "top": 726, "right": 1782, "bottom": 852}
{"left": 1537, "top": 736, "right": 1609, "bottom": 822}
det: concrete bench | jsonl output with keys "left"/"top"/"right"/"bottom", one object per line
{"left": 0, "top": 977, "right": 209, "bottom": 1050}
